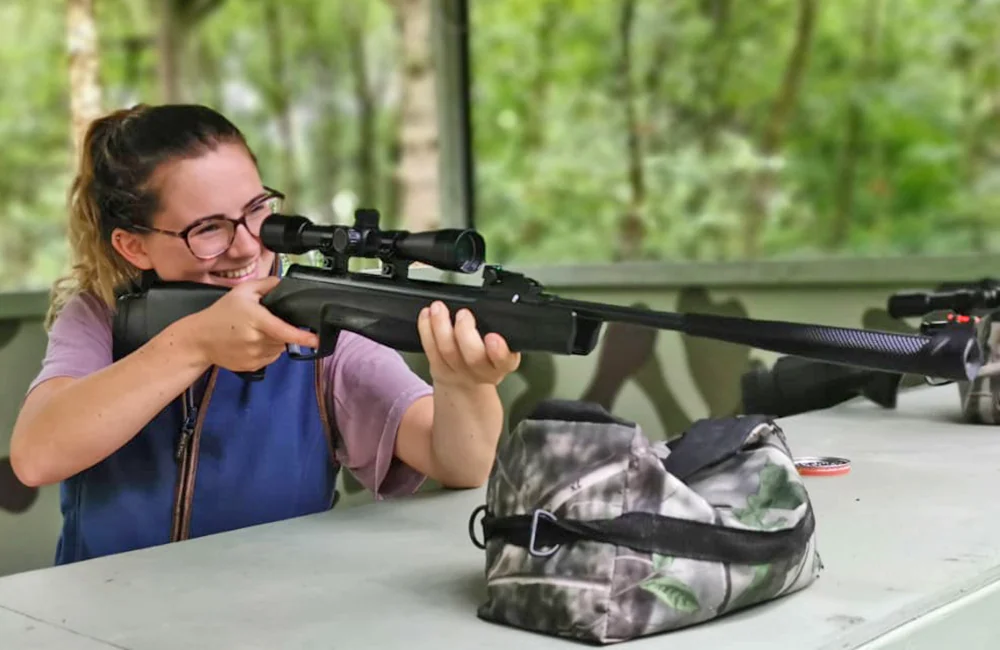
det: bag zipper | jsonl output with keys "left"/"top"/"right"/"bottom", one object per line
{"left": 170, "top": 367, "right": 220, "bottom": 543}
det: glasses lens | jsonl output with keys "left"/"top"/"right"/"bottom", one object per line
{"left": 187, "top": 218, "right": 235, "bottom": 258}
{"left": 245, "top": 194, "right": 282, "bottom": 235}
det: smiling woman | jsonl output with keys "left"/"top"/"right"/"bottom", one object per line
{"left": 9, "top": 103, "right": 521, "bottom": 567}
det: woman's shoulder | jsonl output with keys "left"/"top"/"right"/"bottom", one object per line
{"left": 27, "top": 291, "right": 114, "bottom": 394}
{"left": 50, "top": 291, "right": 113, "bottom": 334}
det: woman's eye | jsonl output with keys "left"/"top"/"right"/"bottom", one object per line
{"left": 192, "top": 222, "right": 224, "bottom": 236}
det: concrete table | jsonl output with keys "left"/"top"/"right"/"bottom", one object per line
{"left": 1, "top": 384, "right": 999, "bottom": 649}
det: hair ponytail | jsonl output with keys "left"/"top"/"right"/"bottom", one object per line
{"left": 47, "top": 111, "right": 142, "bottom": 328}
{"left": 45, "top": 104, "right": 250, "bottom": 330}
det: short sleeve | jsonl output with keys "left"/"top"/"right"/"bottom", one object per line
{"left": 323, "top": 332, "right": 433, "bottom": 500}
{"left": 26, "top": 293, "right": 113, "bottom": 396}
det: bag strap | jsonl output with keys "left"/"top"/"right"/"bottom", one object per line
{"left": 525, "top": 401, "right": 773, "bottom": 483}
{"left": 470, "top": 504, "right": 814, "bottom": 565}
{"left": 662, "top": 414, "right": 772, "bottom": 481}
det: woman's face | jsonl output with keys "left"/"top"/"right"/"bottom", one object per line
{"left": 113, "top": 141, "right": 278, "bottom": 287}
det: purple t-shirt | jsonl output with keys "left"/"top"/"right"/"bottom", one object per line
{"left": 27, "top": 292, "right": 433, "bottom": 499}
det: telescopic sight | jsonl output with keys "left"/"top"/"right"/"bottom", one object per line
{"left": 394, "top": 229, "right": 485, "bottom": 273}
{"left": 258, "top": 213, "right": 486, "bottom": 273}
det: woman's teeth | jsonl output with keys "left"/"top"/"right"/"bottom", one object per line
{"left": 212, "top": 261, "right": 256, "bottom": 279}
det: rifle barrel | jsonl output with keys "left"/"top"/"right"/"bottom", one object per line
{"left": 560, "top": 298, "right": 982, "bottom": 381}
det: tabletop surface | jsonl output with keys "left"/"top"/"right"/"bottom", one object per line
{"left": 2, "top": 384, "right": 1000, "bottom": 650}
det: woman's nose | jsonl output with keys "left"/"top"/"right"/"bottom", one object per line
{"left": 228, "top": 220, "right": 261, "bottom": 257}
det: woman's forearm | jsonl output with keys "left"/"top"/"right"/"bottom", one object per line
{"left": 10, "top": 316, "right": 211, "bottom": 487}
{"left": 428, "top": 382, "right": 505, "bottom": 488}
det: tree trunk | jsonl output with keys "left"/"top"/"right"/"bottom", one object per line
{"left": 517, "top": 1, "right": 560, "bottom": 248}
{"left": 264, "top": 0, "right": 298, "bottom": 209}
{"left": 390, "top": 0, "right": 441, "bottom": 232}
{"left": 830, "top": 0, "right": 880, "bottom": 249}
{"left": 741, "top": 0, "right": 816, "bottom": 259}
{"left": 157, "top": 0, "right": 182, "bottom": 102}
{"left": 155, "top": 0, "right": 228, "bottom": 104}
{"left": 67, "top": 0, "right": 103, "bottom": 162}
{"left": 616, "top": 0, "right": 645, "bottom": 261}
{"left": 521, "top": 2, "right": 559, "bottom": 152}
{"left": 345, "top": 2, "right": 378, "bottom": 208}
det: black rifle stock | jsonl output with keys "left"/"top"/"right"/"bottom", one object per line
{"left": 741, "top": 355, "right": 904, "bottom": 418}
{"left": 111, "top": 211, "right": 985, "bottom": 383}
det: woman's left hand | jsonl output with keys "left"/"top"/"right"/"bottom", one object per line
{"left": 417, "top": 300, "right": 521, "bottom": 388}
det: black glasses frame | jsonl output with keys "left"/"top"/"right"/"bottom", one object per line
{"left": 128, "top": 186, "right": 285, "bottom": 260}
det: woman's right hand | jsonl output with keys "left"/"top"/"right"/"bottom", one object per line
{"left": 184, "top": 276, "right": 320, "bottom": 372}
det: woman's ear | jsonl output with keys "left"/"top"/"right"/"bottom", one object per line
{"left": 109, "top": 228, "right": 154, "bottom": 270}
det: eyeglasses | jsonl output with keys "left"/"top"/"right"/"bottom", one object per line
{"left": 129, "top": 187, "right": 285, "bottom": 260}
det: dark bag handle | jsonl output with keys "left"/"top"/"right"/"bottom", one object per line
{"left": 524, "top": 400, "right": 773, "bottom": 483}
{"left": 662, "top": 414, "right": 773, "bottom": 481}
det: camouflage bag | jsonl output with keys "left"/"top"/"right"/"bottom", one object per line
{"left": 468, "top": 400, "right": 822, "bottom": 644}
{"left": 959, "top": 311, "right": 1000, "bottom": 424}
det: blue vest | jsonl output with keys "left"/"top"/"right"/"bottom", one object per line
{"left": 53, "top": 352, "right": 339, "bottom": 565}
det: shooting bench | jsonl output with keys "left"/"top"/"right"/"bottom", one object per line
{"left": 1, "top": 383, "right": 998, "bottom": 649}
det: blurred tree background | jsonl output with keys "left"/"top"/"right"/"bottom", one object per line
{"left": 472, "top": 0, "right": 1000, "bottom": 265}
{"left": 2, "top": 0, "right": 999, "bottom": 292}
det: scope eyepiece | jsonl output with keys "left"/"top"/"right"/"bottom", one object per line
{"left": 259, "top": 213, "right": 486, "bottom": 274}
{"left": 260, "top": 214, "right": 332, "bottom": 254}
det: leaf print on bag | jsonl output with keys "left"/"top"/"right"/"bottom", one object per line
{"left": 639, "top": 574, "right": 701, "bottom": 613}
{"left": 734, "top": 461, "right": 808, "bottom": 529}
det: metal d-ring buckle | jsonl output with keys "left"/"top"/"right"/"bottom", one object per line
{"left": 468, "top": 505, "right": 487, "bottom": 550}
{"left": 528, "top": 509, "right": 560, "bottom": 557}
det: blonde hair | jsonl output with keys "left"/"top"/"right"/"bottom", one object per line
{"left": 46, "top": 103, "right": 250, "bottom": 329}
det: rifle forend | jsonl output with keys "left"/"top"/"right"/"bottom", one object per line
{"left": 111, "top": 210, "right": 986, "bottom": 383}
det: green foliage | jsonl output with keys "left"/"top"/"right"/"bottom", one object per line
{"left": 0, "top": 2, "right": 74, "bottom": 289}
{"left": 0, "top": 0, "right": 400, "bottom": 291}
{"left": 2, "top": 0, "right": 1000, "bottom": 290}
{"left": 469, "top": 0, "right": 1000, "bottom": 265}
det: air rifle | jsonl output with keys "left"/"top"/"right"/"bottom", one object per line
{"left": 740, "top": 278, "right": 1000, "bottom": 418}
{"left": 888, "top": 278, "right": 1000, "bottom": 338}
{"left": 111, "top": 209, "right": 984, "bottom": 383}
